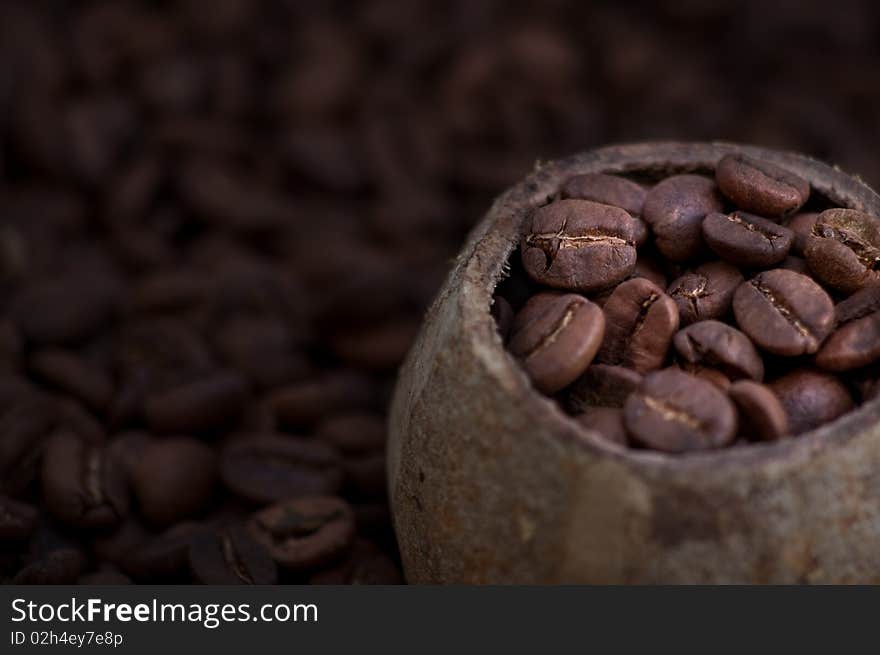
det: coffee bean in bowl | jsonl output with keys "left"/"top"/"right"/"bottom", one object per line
{"left": 390, "top": 142, "right": 880, "bottom": 584}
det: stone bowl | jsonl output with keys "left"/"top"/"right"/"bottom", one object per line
{"left": 388, "top": 141, "right": 880, "bottom": 583}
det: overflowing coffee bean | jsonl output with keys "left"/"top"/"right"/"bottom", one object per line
{"left": 499, "top": 154, "right": 880, "bottom": 451}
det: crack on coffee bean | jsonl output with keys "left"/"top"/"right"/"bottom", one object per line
{"left": 642, "top": 395, "right": 702, "bottom": 430}
{"left": 522, "top": 301, "right": 580, "bottom": 359}
{"left": 671, "top": 275, "right": 708, "bottom": 315}
{"left": 814, "top": 224, "right": 880, "bottom": 269}
{"left": 725, "top": 213, "right": 780, "bottom": 242}
{"left": 84, "top": 449, "right": 104, "bottom": 508}
{"left": 260, "top": 508, "right": 344, "bottom": 542}
{"left": 630, "top": 293, "right": 659, "bottom": 338}
{"left": 222, "top": 532, "right": 254, "bottom": 584}
{"left": 749, "top": 279, "right": 816, "bottom": 346}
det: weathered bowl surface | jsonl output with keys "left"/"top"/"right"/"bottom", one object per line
{"left": 388, "top": 142, "right": 880, "bottom": 584}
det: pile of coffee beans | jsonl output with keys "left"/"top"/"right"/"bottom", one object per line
{"left": 496, "top": 153, "right": 880, "bottom": 452}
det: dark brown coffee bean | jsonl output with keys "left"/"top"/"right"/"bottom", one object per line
{"left": 315, "top": 412, "right": 387, "bottom": 454}
{"left": 560, "top": 173, "right": 647, "bottom": 216}
{"left": 248, "top": 496, "right": 355, "bottom": 573}
{"left": 491, "top": 295, "right": 514, "bottom": 342}
{"left": 508, "top": 292, "right": 604, "bottom": 394}
{"left": 574, "top": 406, "right": 628, "bottom": 446}
{"left": 0, "top": 320, "right": 23, "bottom": 372}
{"left": 691, "top": 367, "right": 732, "bottom": 391}
{"left": 770, "top": 369, "right": 854, "bottom": 435}
{"left": 729, "top": 380, "right": 789, "bottom": 442}
{"left": 733, "top": 269, "right": 834, "bottom": 356}
{"left": 90, "top": 517, "right": 150, "bottom": 566}
{"left": 79, "top": 568, "right": 133, "bottom": 585}
{"left": 673, "top": 320, "right": 764, "bottom": 381}
{"left": 716, "top": 153, "right": 810, "bottom": 217}
{"left": 780, "top": 255, "right": 810, "bottom": 274}
{"left": 0, "top": 495, "right": 37, "bottom": 540}
{"left": 597, "top": 278, "right": 679, "bottom": 373}
{"left": 189, "top": 526, "right": 278, "bottom": 585}
{"left": 309, "top": 539, "right": 402, "bottom": 585}
{"left": 214, "top": 316, "right": 309, "bottom": 389}
{"left": 130, "top": 437, "right": 217, "bottom": 527}
{"left": 30, "top": 349, "right": 113, "bottom": 411}
{"left": 0, "top": 392, "right": 55, "bottom": 496}
{"left": 562, "top": 364, "right": 643, "bottom": 412}
{"left": 642, "top": 175, "right": 723, "bottom": 262}
{"left": 144, "top": 370, "right": 248, "bottom": 433}
{"left": 631, "top": 254, "right": 667, "bottom": 289}
{"left": 269, "top": 372, "right": 377, "bottom": 429}
{"left": 702, "top": 211, "right": 793, "bottom": 268}
{"left": 41, "top": 430, "right": 128, "bottom": 529}
{"left": 667, "top": 261, "right": 743, "bottom": 326}
{"left": 9, "top": 276, "right": 118, "bottom": 345}
{"left": 520, "top": 199, "right": 639, "bottom": 293}
{"left": 783, "top": 212, "right": 819, "bottom": 256}
{"left": 816, "top": 284, "right": 880, "bottom": 371}
{"left": 221, "top": 435, "right": 342, "bottom": 504}
{"left": 624, "top": 368, "right": 737, "bottom": 452}
{"left": 122, "top": 522, "right": 208, "bottom": 582}
{"left": 13, "top": 547, "right": 84, "bottom": 584}
{"left": 805, "top": 209, "right": 880, "bottom": 294}
{"left": 342, "top": 452, "right": 387, "bottom": 499}
{"left": 329, "top": 319, "right": 420, "bottom": 372}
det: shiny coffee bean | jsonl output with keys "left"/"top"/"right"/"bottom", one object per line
{"left": 691, "top": 367, "right": 731, "bottom": 391}
{"left": 188, "top": 526, "right": 278, "bottom": 585}
{"left": 144, "top": 370, "right": 248, "bottom": 433}
{"left": 715, "top": 153, "right": 810, "bottom": 217}
{"left": 667, "top": 261, "right": 743, "bottom": 326}
{"left": 521, "top": 199, "right": 639, "bottom": 293}
{"left": 729, "top": 380, "right": 789, "bottom": 441}
{"left": 560, "top": 173, "right": 647, "bottom": 217}
{"left": 30, "top": 349, "right": 113, "bottom": 411}
{"left": 597, "top": 278, "right": 679, "bottom": 373}
{"left": 673, "top": 320, "right": 764, "bottom": 381}
{"left": 221, "top": 435, "right": 342, "bottom": 504}
{"left": 702, "top": 211, "right": 793, "bottom": 268}
{"left": 770, "top": 369, "right": 854, "bottom": 435}
{"left": 0, "top": 495, "right": 38, "bottom": 540}
{"left": 805, "top": 209, "right": 880, "bottom": 294}
{"left": 783, "top": 212, "right": 819, "bottom": 255}
{"left": 41, "top": 430, "right": 128, "bottom": 529}
{"left": 248, "top": 496, "right": 355, "bottom": 572}
{"left": 130, "top": 437, "right": 217, "bottom": 527}
{"left": 623, "top": 368, "right": 737, "bottom": 452}
{"left": 642, "top": 175, "right": 723, "bottom": 262}
{"left": 574, "top": 406, "right": 628, "bottom": 446}
{"left": 562, "top": 364, "right": 643, "bottom": 413}
{"left": 733, "top": 269, "right": 834, "bottom": 356}
{"left": 816, "top": 284, "right": 880, "bottom": 371}
{"left": 508, "top": 292, "right": 605, "bottom": 394}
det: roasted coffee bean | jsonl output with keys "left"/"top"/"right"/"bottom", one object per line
{"left": 597, "top": 278, "right": 679, "bottom": 373}
{"left": 214, "top": 316, "right": 309, "bottom": 389}
{"left": 0, "top": 495, "right": 38, "bottom": 540}
{"left": 0, "top": 392, "right": 56, "bottom": 496}
{"left": 248, "top": 496, "right": 355, "bottom": 572}
{"left": 9, "top": 276, "right": 118, "bottom": 345}
{"left": 702, "top": 211, "right": 793, "bottom": 268}
{"left": 41, "top": 430, "right": 128, "bottom": 529}
{"left": 90, "top": 517, "right": 150, "bottom": 567}
{"left": 508, "top": 292, "right": 604, "bottom": 394}
{"left": 805, "top": 209, "right": 880, "bottom": 294}
{"left": 816, "top": 284, "right": 880, "bottom": 371}
{"left": 520, "top": 199, "right": 639, "bottom": 293}
{"left": 308, "top": 538, "right": 402, "bottom": 585}
{"left": 13, "top": 547, "right": 84, "bottom": 585}
{"left": 130, "top": 437, "right": 217, "bottom": 527}
{"left": 329, "top": 319, "right": 420, "bottom": 372}
{"left": 342, "top": 452, "right": 387, "bottom": 499}
{"left": 770, "top": 369, "right": 854, "bottom": 435}
{"left": 30, "top": 349, "right": 113, "bottom": 411}
{"left": 491, "top": 295, "right": 514, "bottom": 341}
{"left": 78, "top": 568, "right": 132, "bottom": 584}
{"left": 122, "top": 522, "right": 208, "bottom": 582}
{"left": 573, "top": 406, "right": 628, "bottom": 446}
{"left": 560, "top": 173, "right": 647, "bottom": 217}
{"left": 189, "top": 526, "right": 278, "bottom": 585}
{"left": 269, "top": 372, "right": 377, "bottom": 429}
{"left": 729, "top": 380, "right": 789, "bottom": 441}
{"left": 316, "top": 412, "right": 387, "bottom": 454}
{"left": 783, "top": 212, "right": 819, "bottom": 256}
{"left": 144, "top": 370, "right": 248, "bottom": 433}
{"left": 0, "top": 320, "right": 23, "bottom": 372}
{"left": 563, "top": 364, "right": 643, "bottom": 411}
{"left": 691, "top": 367, "right": 732, "bottom": 391}
{"left": 623, "top": 368, "right": 737, "bottom": 452}
{"left": 733, "top": 269, "right": 834, "bottom": 356}
{"left": 715, "top": 153, "right": 810, "bottom": 217}
{"left": 221, "top": 435, "right": 342, "bottom": 504}
{"left": 667, "top": 261, "right": 743, "bottom": 325}
{"left": 780, "top": 255, "right": 810, "bottom": 274}
{"left": 631, "top": 254, "right": 667, "bottom": 289}
{"left": 642, "top": 175, "right": 723, "bottom": 262}
{"left": 673, "top": 320, "right": 764, "bottom": 381}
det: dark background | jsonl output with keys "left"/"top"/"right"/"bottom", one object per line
{"left": 1, "top": 0, "right": 880, "bottom": 584}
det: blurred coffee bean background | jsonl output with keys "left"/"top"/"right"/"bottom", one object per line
{"left": 1, "top": 0, "right": 879, "bottom": 584}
